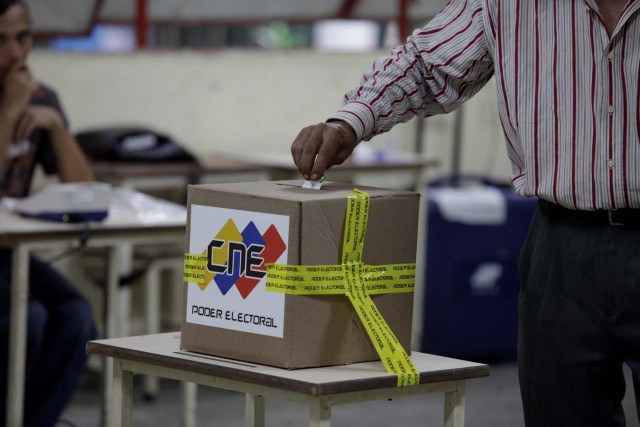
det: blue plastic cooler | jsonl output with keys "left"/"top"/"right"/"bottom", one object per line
{"left": 420, "top": 180, "right": 536, "bottom": 361}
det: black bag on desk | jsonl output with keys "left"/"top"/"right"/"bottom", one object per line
{"left": 76, "top": 127, "right": 196, "bottom": 163}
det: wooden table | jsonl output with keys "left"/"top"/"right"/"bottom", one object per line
{"left": 87, "top": 332, "right": 489, "bottom": 427}
{"left": 0, "top": 191, "right": 186, "bottom": 427}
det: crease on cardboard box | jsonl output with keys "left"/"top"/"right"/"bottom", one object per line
{"left": 312, "top": 202, "right": 341, "bottom": 254}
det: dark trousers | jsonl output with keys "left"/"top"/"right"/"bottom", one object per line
{"left": 518, "top": 200, "right": 640, "bottom": 426}
{"left": 0, "top": 249, "right": 97, "bottom": 427}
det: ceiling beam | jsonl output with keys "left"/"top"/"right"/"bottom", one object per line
{"left": 336, "top": 0, "right": 360, "bottom": 19}
{"left": 398, "top": 0, "right": 409, "bottom": 41}
{"left": 136, "top": 0, "right": 148, "bottom": 48}
{"left": 33, "top": 0, "right": 105, "bottom": 39}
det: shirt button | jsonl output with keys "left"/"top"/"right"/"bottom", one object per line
{"left": 608, "top": 51, "right": 614, "bottom": 60}
{"left": 608, "top": 105, "right": 615, "bottom": 113}
{"left": 608, "top": 159, "right": 614, "bottom": 168}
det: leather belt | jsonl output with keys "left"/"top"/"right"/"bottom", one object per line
{"left": 540, "top": 199, "right": 640, "bottom": 229}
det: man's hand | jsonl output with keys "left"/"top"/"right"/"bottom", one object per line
{"left": 0, "top": 62, "right": 36, "bottom": 124}
{"left": 291, "top": 121, "right": 358, "bottom": 181}
{"left": 13, "top": 106, "right": 64, "bottom": 142}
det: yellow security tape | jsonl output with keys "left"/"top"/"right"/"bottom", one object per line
{"left": 340, "top": 190, "right": 418, "bottom": 386}
{"left": 266, "top": 189, "right": 419, "bottom": 387}
{"left": 344, "top": 261, "right": 419, "bottom": 387}
{"left": 183, "top": 253, "right": 208, "bottom": 290}
{"left": 265, "top": 263, "right": 415, "bottom": 295}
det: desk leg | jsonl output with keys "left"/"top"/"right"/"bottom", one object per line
{"left": 444, "top": 380, "right": 466, "bottom": 427}
{"left": 116, "top": 243, "right": 134, "bottom": 337}
{"left": 7, "top": 244, "right": 29, "bottom": 427}
{"left": 181, "top": 382, "right": 198, "bottom": 427}
{"left": 111, "top": 359, "right": 133, "bottom": 427}
{"left": 143, "top": 260, "right": 162, "bottom": 400}
{"left": 103, "top": 245, "right": 124, "bottom": 427}
{"left": 245, "top": 393, "right": 265, "bottom": 427}
{"left": 309, "top": 398, "right": 331, "bottom": 427}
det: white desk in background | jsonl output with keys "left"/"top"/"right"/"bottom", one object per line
{"left": 89, "top": 158, "right": 268, "bottom": 201}
{"left": 217, "top": 150, "right": 439, "bottom": 192}
{"left": 87, "top": 332, "right": 490, "bottom": 427}
{"left": 90, "top": 158, "right": 267, "bottom": 183}
{"left": 0, "top": 188, "right": 186, "bottom": 427}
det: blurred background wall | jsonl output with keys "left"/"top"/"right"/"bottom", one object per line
{"left": 26, "top": 0, "right": 512, "bottom": 184}
{"left": 29, "top": 49, "right": 510, "bottom": 183}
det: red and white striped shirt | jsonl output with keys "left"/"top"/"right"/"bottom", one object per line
{"left": 329, "top": 0, "right": 640, "bottom": 211}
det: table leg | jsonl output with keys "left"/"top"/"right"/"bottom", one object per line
{"left": 143, "top": 260, "right": 161, "bottom": 400}
{"left": 103, "top": 245, "right": 124, "bottom": 427}
{"left": 309, "top": 397, "right": 331, "bottom": 427}
{"left": 116, "top": 243, "right": 134, "bottom": 337}
{"left": 181, "top": 382, "right": 198, "bottom": 427}
{"left": 111, "top": 359, "right": 133, "bottom": 427}
{"left": 444, "top": 380, "right": 466, "bottom": 427}
{"left": 245, "top": 393, "right": 265, "bottom": 427}
{"left": 7, "top": 244, "right": 29, "bottom": 427}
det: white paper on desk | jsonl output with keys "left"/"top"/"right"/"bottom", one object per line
{"left": 186, "top": 205, "right": 289, "bottom": 338}
{"left": 0, "top": 197, "right": 17, "bottom": 210}
{"left": 108, "top": 188, "right": 187, "bottom": 224}
{"left": 8, "top": 182, "right": 112, "bottom": 222}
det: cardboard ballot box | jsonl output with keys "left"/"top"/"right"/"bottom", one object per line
{"left": 181, "top": 180, "right": 419, "bottom": 369}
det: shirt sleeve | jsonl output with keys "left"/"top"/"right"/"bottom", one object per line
{"left": 328, "top": 0, "right": 495, "bottom": 142}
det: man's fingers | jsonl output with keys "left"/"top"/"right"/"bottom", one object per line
{"left": 298, "top": 125, "right": 324, "bottom": 180}
{"left": 9, "top": 62, "right": 33, "bottom": 84}
{"left": 312, "top": 135, "right": 340, "bottom": 181}
{"left": 9, "top": 61, "right": 29, "bottom": 73}
{"left": 14, "top": 110, "right": 34, "bottom": 142}
{"left": 2, "top": 63, "right": 36, "bottom": 117}
{"left": 291, "top": 126, "right": 313, "bottom": 176}
{"left": 332, "top": 147, "right": 353, "bottom": 167}
{"left": 291, "top": 121, "right": 357, "bottom": 181}
{"left": 311, "top": 155, "right": 329, "bottom": 182}
{"left": 14, "top": 112, "right": 29, "bottom": 141}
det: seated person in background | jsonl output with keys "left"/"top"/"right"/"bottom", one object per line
{"left": 0, "top": 1, "right": 98, "bottom": 426}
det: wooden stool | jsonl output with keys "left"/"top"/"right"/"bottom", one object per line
{"left": 87, "top": 332, "right": 489, "bottom": 427}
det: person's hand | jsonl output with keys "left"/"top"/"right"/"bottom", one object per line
{"left": 13, "top": 105, "right": 64, "bottom": 142}
{"left": 291, "top": 121, "right": 358, "bottom": 181}
{"left": 0, "top": 62, "right": 36, "bottom": 123}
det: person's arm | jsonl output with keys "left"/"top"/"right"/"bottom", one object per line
{"left": 14, "top": 104, "right": 94, "bottom": 182}
{"left": 0, "top": 62, "right": 37, "bottom": 173}
{"left": 292, "top": 0, "right": 495, "bottom": 181}
{"left": 0, "top": 114, "right": 14, "bottom": 170}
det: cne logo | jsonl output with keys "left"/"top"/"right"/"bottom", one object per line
{"left": 204, "top": 218, "right": 286, "bottom": 299}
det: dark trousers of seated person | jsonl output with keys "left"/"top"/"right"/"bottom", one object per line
{"left": 0, "top": 249, "right": 97, "bottom": 427}
{"left": 518, "top": 200, "right": 640, "bottom": 427}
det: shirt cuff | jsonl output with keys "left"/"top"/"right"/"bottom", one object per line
{"left": 327, "top": 101, "right": 376, "bottom": 142}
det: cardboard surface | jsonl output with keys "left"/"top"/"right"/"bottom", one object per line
{"left": 181, "top": 180, "right": 419, "bottom": 369}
